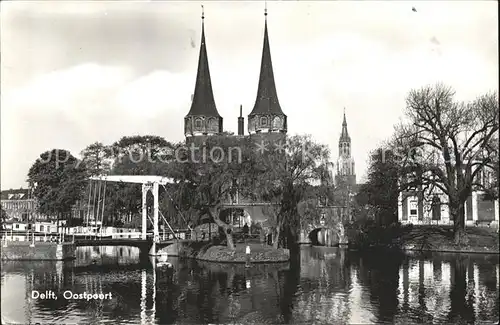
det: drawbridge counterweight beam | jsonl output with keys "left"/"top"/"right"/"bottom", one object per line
{"left": 89, "top": 175, "right": 175, "bottom": 185}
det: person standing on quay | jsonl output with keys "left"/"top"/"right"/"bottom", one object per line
{"left": 245, "top": 244, "right": 251, "bottom": 267}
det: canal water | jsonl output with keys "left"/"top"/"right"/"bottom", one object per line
{"left": 1, "top": 246, "right": 499, "bottom": 324}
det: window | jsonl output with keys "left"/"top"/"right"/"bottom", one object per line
{"left": 208, "top": 118, "right": 217, "bottom": 132}
{"left": 409, "top": 200, "right": 418, "bottom": 216}
{"left": 195, "top": 118, "right": 203, "bottom": 129}
{"left": 40, "top": 225, "right": 44, "bottom": 232}
{"left": 272, "top": 117, "right": 282, "bottom": 129}
{"left": 15, "top": 224, "right": 19, "bottom": 229}
{"left": 432, "top": 196, "right": 441, "bottom": 220}
{"left": 483, "top": 170, "right": 492, "bottom": 188}
{"left": 478, "top": 194, "right": 495, "bottom": 221}
{"left": 260, "top": 116, "right": 268, "bottom": 126}
{"left": 185, "top": 119, "right": 192, "bottom": 133}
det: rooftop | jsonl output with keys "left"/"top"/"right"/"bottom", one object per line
{"left": 1, "top": 188, "right": 31, "bottom": 201}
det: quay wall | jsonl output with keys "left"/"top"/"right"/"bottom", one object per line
{"left": 1, "top": 242, "right": 75, "bottom": 261}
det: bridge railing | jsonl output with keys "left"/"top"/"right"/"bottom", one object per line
{"left": 1, "top": 230, "right": 75, "bottom": 244}
{"left": 1, "top": 228, "right": 193, "bottom": 244}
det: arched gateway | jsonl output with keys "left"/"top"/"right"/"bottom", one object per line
{"left": 299, "top": 206, "right": 349, "bottom": 247}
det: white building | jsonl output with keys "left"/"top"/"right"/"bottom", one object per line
{"left": 33, "top": 222, "right": 58, "bottom": 234}
{"left": 397, "top": 168, "right": 499, "bottom": 228}
{"left": 4, "top": 222, "right": 29, "bottom": 232}
{"left": 4, "top": 221, "right": 66, "bottom": 234}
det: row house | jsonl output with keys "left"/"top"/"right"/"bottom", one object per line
{"left": 1, "top": 188, "right": 87, "bottom": 225}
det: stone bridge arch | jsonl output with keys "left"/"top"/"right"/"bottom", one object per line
{"left": 300, "top": 219, "right": 348, "bottom": 246}
{"left": 308, "top": 227, "right": 339, "bottom": 246}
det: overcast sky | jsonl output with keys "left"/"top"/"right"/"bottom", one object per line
{"left": 1, "top": 1, "right": 498, "bottom": 190}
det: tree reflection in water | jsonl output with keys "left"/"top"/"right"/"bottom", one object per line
{"left": 1, "top": 246, "right": 499, "bottom": 324}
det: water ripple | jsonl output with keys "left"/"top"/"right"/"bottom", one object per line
{"left": 1, "top": 246, "right": 499, "bottom": 324}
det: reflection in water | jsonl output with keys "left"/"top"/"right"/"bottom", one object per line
{"left": 1, "top": 246, "right": 499, "bottom": 324}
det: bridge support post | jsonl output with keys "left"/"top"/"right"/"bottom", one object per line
{"left": 142, "top": 184, "right": 148, "bottom": 240}
{"left": 149, "top": 182, "right": 160, "bottom": 256}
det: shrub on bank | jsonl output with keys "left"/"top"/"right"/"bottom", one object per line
{"left": 400, "top": 225, "right": 499, "bottom": 252}
{"left": 201, "top": 245, "right": 289, "bottom": 263}
{"left": 346, "top": 220, "right": 413, "bottom": 250}
{"left": 165, "top": 242, "right": 290, "bottom": 263}
{"left": 346, "top": 220, "right": 499, "bottom": 253}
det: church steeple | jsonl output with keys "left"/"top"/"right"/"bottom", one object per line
{"left": 336, "top": 108, "right": 356, "bottom": 188}
{"left": 185, "top": 6, "right": 223, "bottom": 138}
{"left": 340, "top": 108, "right": 350, "bottom": 142}
{"left": 248, "top": 5, "right": 287, "bottom": 135}
{"left": 339, "top": 108, "right": 351, "bottom": 157}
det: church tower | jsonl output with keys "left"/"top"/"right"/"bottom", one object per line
{"left": 184, "top": 8, "right": 223, "bottom": 140}
{"left": 335, "top": 110, "right": 356, "bottom": 188}
{"left": 248, "top": 7, "right": 287, "bottom": 142}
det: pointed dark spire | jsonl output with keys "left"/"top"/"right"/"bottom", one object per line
{"left": 340, "top": 108, "right": 350, "bottom": 141}
{"left": 184, "top": 6, "right": 223, "bottom": 138}
{"left": 185, "top": 6, "right": 220, "bottom": 118}
{"left": 249, "top": 5, "right": 284, "bottom": 116}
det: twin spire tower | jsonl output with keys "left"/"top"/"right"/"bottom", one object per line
{"left": 184, "top": 5, "right": 287, "bottom": 139}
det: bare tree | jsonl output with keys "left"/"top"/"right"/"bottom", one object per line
{"left": 393, "top": 84, "right": 499, "bottom": 243}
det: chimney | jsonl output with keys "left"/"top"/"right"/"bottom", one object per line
{"left": 238, "top": 105, "right": 244, "bottom": 136}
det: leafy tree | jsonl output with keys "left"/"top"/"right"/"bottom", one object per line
{"left": 355, "top": 147, "right": 400, "bottom": 226}
{"left": 108, "top": 135, "right": 174, "bottom": 163}
{"left": 394, "top": 84, "right": 499, "bottom": 243}
{"left": 1, "top": 207, "right": 8, "bottom": 230}
{"left": 80, "top": 142, "right": 112, "bottom": 176}
{"left": 102, "top": 155, "right": 150, "bottom": 226}
{"left": 101, "top": 135, "right": 176, "bottom": 227}
{"left": 27, "top": 149, "right": 88, "bottom": 234}
{"left": 352, "top": 186, "right": 371, "bottom": 221}
{"left": 262, "top": 203, "right": 282, "bottom": 248}
{"left": 297, "top": 198, "right": 321, "bottom": 228}
{"left": 255, "top": 135, "right": 330, "bottom": 251}
{"left": 79, "top": 142, "right": 112, "bottom": 225}
{"left": 170, "top": 135, "right": 258, "bottom": 249}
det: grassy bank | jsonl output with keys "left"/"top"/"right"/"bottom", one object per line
{"left": 401, "top": 226, "right": 499, "bottom": 254}
{"left": 164, "top": 241, "right": 290, "bottom": 263}
{"left": 348, "top": 223, "right": 499, "bottom": 254}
